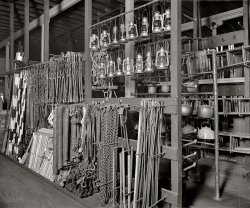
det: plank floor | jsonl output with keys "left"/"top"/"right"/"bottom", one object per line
{"left": 184, "top": 158, "right": 250, "bottom": 208}
{"left": 0, "top": 154, "right": 93, "bottom": 208}
{"left": 1, "top": 153, "right": 250, "bottom": 208}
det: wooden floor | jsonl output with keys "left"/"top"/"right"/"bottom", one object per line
{"left": 1, "top": 153, "right": 250, "bottom": 208}
{"left": 184, "top": 158, "right": 250, "bottom": 208}
{"left": 0, "top": 154, "right": 93, "bottom": 208}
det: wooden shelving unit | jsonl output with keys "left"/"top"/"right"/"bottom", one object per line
{"left": 85, "top": 0, "right": 183, "bottom": 207}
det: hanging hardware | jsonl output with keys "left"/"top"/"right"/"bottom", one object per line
{"left": 152, "top": 11, "right": 163, "bottom": 33}
{"left": 155, "top": 46, "right": 169, "bottom": 69}
{"left": 89, "top": 29, "right": 100, "bottom": 51}
{"left": 140, "top": 17, "right": 149, "bottom": 38}
{"left": 100, "top": 29, "right": 111, "bottom": 49}
{"left": 135, "top": 53, "right": 144, "bottom": 74}
{"left": 120, "top": 23, "right": 128, "bottom": 43}
{"left": 116, "top": 57, "right": 124, "bottom": 76}
{"left": 162, "top": 8, "right": 171, "bottom": 32}
{"left": 123, "top": 57, "right": 134, "bottom": 76}
{"left": 107, "top": 59, "right": 116, "bottom": 78}
{"left": 111, "top": 25, "right": 119, "bottom": 46}
{"left": 128, "top": 21, "right": 138, "bottom": 40}
{"left": 145, "top": 50, "right": 154, "bottom": 73}
{"left": 99, "top": 59, "right": 107, "bottom": 79}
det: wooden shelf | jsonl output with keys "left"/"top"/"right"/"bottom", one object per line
{"left": 188, "top": 144, "right": 250, "bottom": 154}
{"left": 219, "top": 131, "right": 250, "bottom": 138}
{"left": 218, "top": 112, "right": 250, "bottom": 115}
{"left": 182, "top": 61, "right": 250, "bottom": 80}
{"left": 198, "top": 77, "right": 244, "bottom": 84}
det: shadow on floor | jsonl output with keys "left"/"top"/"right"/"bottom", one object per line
{"left": 183, "top": 163, "right": 212, "bottom": 207}
{"left": 220, "top": 165, "right": 232, "bottom": 197}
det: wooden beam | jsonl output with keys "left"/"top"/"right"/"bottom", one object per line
{"left": 43, "top": 0, "right": 49, "bottom": 61}
{"left": 243, "top": 0, "right": 250, "bottom": 133}
{"left": 170, "top": 0, "right": 182, "bottom": 207}
{"left": 5, "top": 42, "right": 10, "bottom": 106}
{"left": 193, "top": 0, "right": 198, "bottom": 51}
{"left": 10, "top": 1, "right": 14, "bottom": 70}
{"left": 182, "top": 7, "right": 243, "bottom": 32}
{"left": 84, "top": 0, "right": 92, "bottom": 98}
{"left": 124, "top": 0, "right": 134, "bottom": 98}
{"left": 0, "top": 0, "right": 82, "bottom": 49}
{"left": 24, "top": 0, "right": 29, "bottom": 63}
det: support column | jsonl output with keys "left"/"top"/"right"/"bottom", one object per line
{"left": 243, "top": 0, "right": 250, "bottom": 133}
{"left": 5, "top": 42, "right": 10, "bottom": 107}
{"left": 212, "top": 50, "right": 221, "bottom": 201}
{"left": 84, "top": 0, "right": 92, "bottom": 98}
{"left": 10, "top": 1, "right": 14, "bottom": 70}
{"left": 124, "top": 0, "right": 135, "bottom": 98}
{"left": 170, "top": 0, "right": 182, "bottom": 207}
{"left": 193, "top": 0, "right": 198, "bottom": 51}
{"left": 41, "top": 24, "right": 44, "bottom": 62}
{"left": 43, "top": 0, "right": 49, "bottom": 62}
{"left": 24, "top": 0, "right": 29, "bottom": 63}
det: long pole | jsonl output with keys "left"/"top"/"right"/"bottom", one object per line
{"left": 212, "top": 49, "right": 221, "bottom": 201}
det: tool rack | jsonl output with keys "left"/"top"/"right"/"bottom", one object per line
{"left": 85, "top": 0, "right": 183, "bottom": 207}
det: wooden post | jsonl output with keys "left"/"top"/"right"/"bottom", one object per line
{"left": 44, "top": 0, "right": 50, "bottom": 62}
{"left": 170, "top": 0, "right": 182, "bottom": 207}
{"left": 10, "top": 1, "right": 14, "bottom": 70}
{"left": 5, "top": 42, "right": 10, "bottom": 106}
{"left": 84, "top": 0, "right": 92, "bottom": 98}
{"left": 24, "top": 0, "right": 29, "bottom": 63}
{"left": 41, "top": 24, "right": 44, "bottom": 62}
{"left": 193, "top": 0, "right": 198, "bottom": 51}
{"left": 212, "top": 49, "right": 221, "bottom": 201}
{"left": 124, "top": 0, "right": 135, "bottom": 98}
{"left": 243, "top": 0, "right": 250, "bottom": 133}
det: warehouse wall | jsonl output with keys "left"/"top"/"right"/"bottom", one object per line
{"left": 0, "top": 58, "right": 5, "bottom": 73}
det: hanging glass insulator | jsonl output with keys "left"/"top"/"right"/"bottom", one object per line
{"left": 108, "top": 60, "right": 116, "bottom": 78}
{"left": 128, "top": 21, "right": 138, "bottom": 40}
{"left": 89, "top": 31, "right": 99, "bottom": 51}
{"left": 155, "top": 47, "right": 169, "bottom": 70}
{"left": 123, "top": 57, "right": 134, "bottom": 76}
{"left": 99, "top": 60, "right": 107, "bottom": 79}
{"left": 120, "top": 23, "right": 127, "bottom": 43}
{"left": 162, "top": 8, "right": 171, "bottom": 32}
{"left": 135, "top": 53, "right": 144, "bottom": 73}
{"left": 112, "top": 26, "right": 119, "bottom": 46}
{"left": 145, "top": 51, "right": 154, "bottom": 73}
{"left": 116, "top": 57, "right": 124, "bottom": 76}
{"left": 100, "top": 29, "right": 111, "bottom": 49}
{"left": 140, "top": 17, "right": 149, "bottom": 38}
{"left": 152, "top": 11, "right": 163, "bottom": 33}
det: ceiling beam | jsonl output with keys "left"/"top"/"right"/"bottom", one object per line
{"left": 182, "top": 7, "right": 243, "bottom": 32}
{"left": 0, "top": 0, "right": 82, "bottom": 49}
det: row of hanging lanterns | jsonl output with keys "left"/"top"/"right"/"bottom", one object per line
{"left": 89, "top": 8, "right": 171, "bottom": 51}
{"left": 96, "top": 46, "right": 169, "bottom": 79}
